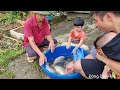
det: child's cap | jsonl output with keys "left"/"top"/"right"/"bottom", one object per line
{"left": 73, "top": 17, "right": 84, "bottom": 26}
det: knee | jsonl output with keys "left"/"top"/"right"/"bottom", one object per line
{"left": 28, "top": 50, "right": 38, "bottom": 57}
{"left": 53, "top": 39, "right": 58, "bottom": 44}
{"left": 26, "top": 45, "right": 38, "bottom": 57}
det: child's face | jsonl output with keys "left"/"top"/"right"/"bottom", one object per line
{"left": 74, "top": 26, "right": 82, "bottom": 32}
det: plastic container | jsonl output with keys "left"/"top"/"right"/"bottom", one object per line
{"left": 41, "top": 45, "right": 89, "bottom": 79}
{"left": 10, "top": 26, "right": 24, "bottom": 40}
{"left": 46, "top": 16, "right": 53, "bottom": 23}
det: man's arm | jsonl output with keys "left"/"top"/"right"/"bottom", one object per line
{"left": 28, "top": 37, "right": 46, "bottom": 65}
{"left": 46, "top": 34, "right": 55, "bottom": 52}
{"left": 28, "top": 37, "right": 43, "bottom": 56}
{"left": 96, "top": 52, "right": 120, "bottom": 76}
{"left": 46, "top": 34, "right": 54, "bottom": 43}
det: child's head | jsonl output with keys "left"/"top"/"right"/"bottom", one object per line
{"left": 73, "top": 17, "right": 84, "bottom": 26}
{"left": 94, "top": 32, "right": 117, "bottom": 57}
{"left": 73, "top": 17, "right": 84, "bottom": 32}
{"left": 94, "top": 32, "right": 117, "bottom": 49}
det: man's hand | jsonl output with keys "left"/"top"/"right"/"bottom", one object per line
{"left": 39, "top": 53, "right": 47, "bottom": 66}
{"left": 48, "top": 40, "right": 55, "bottom": 53}
{"left": 102, "top": 65, "right": 110, "bottom": 79}
{"left": 96, "top": 52, "right": 106, "bottom": 62}
{"left": 96, "top": 48, "right": 108, "bottom": 62}
{"left": 65, "top": 63, "right": 75, "bottom": 74}
{"left": 66, "top": 43, "right": 71, "bottom": 49}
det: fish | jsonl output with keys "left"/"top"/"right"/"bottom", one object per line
{"left": 50, "top": 56, "right": 75, "bottom": 75}
{"left": 52, "top": 56, "right": 65, "bottom": 65}
{"left": 45, "top": 63, "right": 56, "bottom": 73}
{"left": 45, "top": 56, "right": 76, "bottom": 75}
{"left": 53, "top": 65, "right": 65, "bottom": 75}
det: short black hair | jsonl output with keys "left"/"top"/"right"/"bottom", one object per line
{"left": 73, "top": 17, "right": 84, "bottom": 27}
{"left": 90, "top": 11, "right": 120, "bottom": 20}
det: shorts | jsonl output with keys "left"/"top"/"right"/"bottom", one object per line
{"left": 71, "top": 38, "right": 80, "bottom": 44}
{"left": 81, "top": 59, "right": 105, "bottom": 79}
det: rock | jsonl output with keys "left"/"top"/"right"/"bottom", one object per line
{"left": 0, "top": 33, "right": 3, "bottom": 40}
{"left": 54, "top": 33, "right": 69, "bottom": 43}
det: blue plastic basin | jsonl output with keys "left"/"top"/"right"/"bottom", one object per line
{"left": 41, "top": 45, "right": 89, "bottom": 79}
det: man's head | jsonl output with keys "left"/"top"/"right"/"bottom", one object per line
{"left": 90, "top": 11, "right": 120, "bottom": 32}
{"left": 32, "top": 11, "right": 50, "bottom": 22}
{"left": 73, "top": 17, "right": 84, "bottom": 32}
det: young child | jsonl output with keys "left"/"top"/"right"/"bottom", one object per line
{"left": 66, "top": 17, "right": 89, "bottom": 54}
{"left": 65, "top": 32, "right": 117, "bottom": 79}
{"left": 93, "top": 32, "right": 117, "bottom": 79}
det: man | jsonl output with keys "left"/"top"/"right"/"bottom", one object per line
{"left": 65, "top": 11, "right": 120, "bottom": 79}
{"left": 91, "top": 11, "right": 120, "bottom": 78}
{"left": 23, "top": 11, "right": 58, "bottom": 66}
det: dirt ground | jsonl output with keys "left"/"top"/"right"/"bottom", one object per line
{"left": 8, "top": 13, "right": 102, "bottom": 79}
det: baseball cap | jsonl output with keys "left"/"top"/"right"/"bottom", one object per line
{"left": 32, "top": 11, "right": 50, "bottom": 15}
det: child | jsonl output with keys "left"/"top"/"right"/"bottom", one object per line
{"left": 65, "top": 32, "right": 117, "bottom": 79}
{"left": 66, "top": 17, "right": 89, "bottom": 54}
{"left": 93, "top": 32, "right": 117, "bottom": 79}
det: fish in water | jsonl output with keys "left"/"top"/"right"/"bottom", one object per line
{"left": 45, "top": 63, "right": 56, "bottom": 73}
{"left": 53, "top": 65, "right": 65, "bottom": 75}
{"left": 48, "top": 56, "right": 75, "bottom": 75}
{"left": 52, "top": 56, "right": 65, "bottom": 65}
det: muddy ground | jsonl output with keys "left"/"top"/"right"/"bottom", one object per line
{"left": 8, "top": 13, "right": 102, "bottom": 79}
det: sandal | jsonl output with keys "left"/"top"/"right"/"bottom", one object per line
{"left": 26, "top": 53, "right": 36, "bottom": 63}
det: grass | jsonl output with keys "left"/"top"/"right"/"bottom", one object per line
{"left": 0, "top": 48, "right": 25, "bottom": 79}
{"left": 0, "top": 48, "right": 25, "bottom": 67}
{"left": 0, "top": 69, "right": 15, "bottom": 79}
{"left": 31, "top": 61, "right": 40, "bottom": 71}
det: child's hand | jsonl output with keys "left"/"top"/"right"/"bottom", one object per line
{"left": 66, "top": 43, "right": 71, "bottom": 49}
{"left": 72, "top": 47, "right": 78, "bottom": 54}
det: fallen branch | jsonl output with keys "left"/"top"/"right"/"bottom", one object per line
{"left": 0, "top": 49, "right": 6, "bottom": 53}
{"left": 3, "top": 35, "right": 20, "bottom": 42}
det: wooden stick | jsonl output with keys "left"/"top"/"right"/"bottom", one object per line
{"left": 3, "top": 35, "right": 19, "bottom": 42}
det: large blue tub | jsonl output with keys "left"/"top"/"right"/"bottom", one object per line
{"left": 41, "top": 46, "right": 89, "bottom": 79}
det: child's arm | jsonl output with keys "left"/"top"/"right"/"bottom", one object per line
{"left": 72, "top": 38, "right": 85, "bottom": 54}
{"left": 66, "top": 37, "right": 72, "bottom": 49}
{"left": 77, "top": 38, "right": 85, "bottom": 48}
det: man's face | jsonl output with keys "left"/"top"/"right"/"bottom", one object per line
{"left": 36, "top": 14, "right": 46, "bottom": 22}
{"left": 92, "top": 14, "right": 113, "bottom": 32}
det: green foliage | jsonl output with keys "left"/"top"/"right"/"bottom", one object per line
{"left": 4, "top": 11, "right": 28, "bottom": 24}
{"left": 0, "top": 48, "right": 25, "bottom": 67}
{"left": 0, "top": 69, "right": 15, "bottom": 79}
